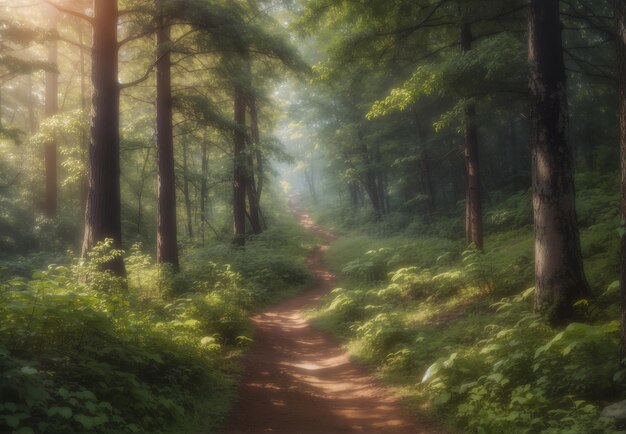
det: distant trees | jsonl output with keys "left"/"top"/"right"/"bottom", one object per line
{"left": 293, "top": 0, "right": 616, "bottom": 326}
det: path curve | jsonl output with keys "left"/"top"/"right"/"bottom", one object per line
{"left": 222, "top": 211, "right": 445, "bottom": 434}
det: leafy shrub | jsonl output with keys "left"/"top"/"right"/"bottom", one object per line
{"left": 0, "top": 222, "right": 312, "bottom": 434}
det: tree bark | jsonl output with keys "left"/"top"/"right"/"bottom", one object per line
{"left": 200, "top": 140, "right": 208, "bottom": 245}
{"left": 82, "top": 0, "right": 125, "bottom": 276}
{"left": 155, "top": 12, "right": 179, "bottom": 269}
{"left": 249, "top": 96, "right": 264, "bottom": 202}
{"left": 358, "top": 130, "right": 383, "bottom": 220}
{"left": 529, "top": 0, "right": 590, "bottom": 325}
{"left": 44, "top": 12, "right": 59, "bottom": 218}
{"left": 233, "top": 88, "right": 247, "bottom": 245}
{"left": 181, "top": 141, "right": 194, "bottom": 241}
{"left": 616, "top": 0, "right": 626, "bottom": 362}
{"left": 460, "top": 15, "right": 483, "bottom": 249}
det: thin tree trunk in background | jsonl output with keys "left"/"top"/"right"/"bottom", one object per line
{"left": 136, "top": 147, "right": 151, "bottom": 235}
{"left": 246, "top": 174, "right": 262, "bottom": 234}
{"left": 78, "top": 20, "right": 89, "bottom": 210}
{"left": 529, "top": 0, "right": 590, "bottom": 325}
{"left": 359, "top": 130, "right": 382, "bottom": 220}
{"left": 617, "top": 0, "right": 626, "bottom": 363}
{"left": 82, "top": 0, "right": 125, "bottom": 276}
{"left": 181, "top": 141, "right": 193, "bottom": 241}
{"left": 420, "top": 151, "right": 436, "bottom": 218}
{"left": 375, "top": 148, "right": 387, "bottom": 215}
{"left": 233, "top": 88, "right": 247, "bottom": 245}
{"left": 249, "top": 96, "right": 264, "bottom": 201}
{"left": 27, "top": 76, "right": 37, "bottom": 134}
{"left": 155, "top": 12, "right": 179, "bottom": 269}
{"left": 305, "top": 169, "right": 317, "bottom": 203}
{"left": 415, "top": 116, "right": 436, "bottom": 218}
{"left": 460, "top": 15, "right": 483, "bottom": 249}
{"left": 44, "top": 12, "right": 59, "bottom": 218}
{"left": 200, "top": 140, "right": 208, "bottom": 245}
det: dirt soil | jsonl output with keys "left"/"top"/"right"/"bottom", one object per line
{"left": 221, "top": 211, "right": 447, "bottom": 434}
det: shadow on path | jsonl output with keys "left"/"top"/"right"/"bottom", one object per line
{"left": 221, "top": 209, "right": 446, "bottom": 434}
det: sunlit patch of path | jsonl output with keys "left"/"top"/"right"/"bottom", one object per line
{"left": 222, "top": 208, "right": 446, "bottom": 434}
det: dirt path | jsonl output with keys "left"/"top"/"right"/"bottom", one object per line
{"left": 222, "top": 211, "right": 445, "bottom": 434}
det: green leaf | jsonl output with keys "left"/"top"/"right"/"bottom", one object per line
{"left": 73, "top": 414, "right": 94, "bottom": 429}
{"left": 47, "top": 406, "right": 73, "bottom": 419}
{"left": 5, "top": 415, "right": 20, "bottom": 428}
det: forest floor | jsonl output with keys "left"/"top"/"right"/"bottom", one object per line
{"left": 221, "top": 210, "right": 446, "bottom": 434}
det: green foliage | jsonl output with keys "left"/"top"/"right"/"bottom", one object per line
{"left": 313, "top": 181, "right": 624, "bottom": 433}
{"left": 0, "top": 217, "right": 313, "bottom": 433}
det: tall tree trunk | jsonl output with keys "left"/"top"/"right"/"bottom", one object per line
{"left": 155, "top": 12, "right": 179, "bottom": 269}
{"left": 305, "top": 169, "right": 317, "bottom": 203}
{"left": 27, "top": 76, "right": 37, "bottom": 135}
{"left": 44, "top": 12, "right": 59, "bottom": 217}
{"left": 358, "top": 130, "right": 382, "bottom": 220}
{"left": 375, "top": 148, "right": 387, "bottom": 215}
{"left": 617, "top": 0, "right": 626, "bottom": 363}
{"left": 82, "top": 0, "right": 125, "bottom": 276}
{"left": 136, "top": 148, "right": 151, "bottom": 235}
{"left": 420, "top": 151, "right": 436, "bottom": 218}
{"left": 460, "top": 15, "right": 483, "bottom": 249}
{"left": 529, "top": 0, "right": 590, "bottom": 325}
{"left": 181, "top": 141, "right": 194, "bottom": 241}
{"left": 200, "top": 140, "right": 208, "bottom": 245}
{"left": 233, "top": 88, "right": 247, "bottom": 245}
{"left": 78, "top": 20, "right": 89, "bottom": 211}
{"left": 249, "top": 96, "right": 264, "bottom": 202}
{"left": 246, "top": 176, "right": 262, "bottom": 234}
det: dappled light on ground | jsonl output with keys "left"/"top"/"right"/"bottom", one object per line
{"left": 223, "top": 211, "right": 445, "bottom": 434}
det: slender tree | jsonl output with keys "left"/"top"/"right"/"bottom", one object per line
{"left": 44, "top": 10, "right": 59, "bottom": 217}
{"left": 617, "top": 0, "right": 626, "bottom": 362}
{"left": 155, "top": 2, "right": 179, "bottom": 269}
{"left": 233, "top": 86, "right": 247, "bottom": 245}
{"left": 460, "top": 11, "right": 483, "bottom": 249}
{"left": 82, "top": 0, "right": 125, "bottom": 275}
{"left": 528, "top": 0, "right": 590, "bottom": 324}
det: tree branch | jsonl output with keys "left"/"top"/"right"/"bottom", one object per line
{"left": 44, "top": 1, "right": 93, "bottom": 24}
{"left": 118, "top": 53, "right": 166, "bottom": 89}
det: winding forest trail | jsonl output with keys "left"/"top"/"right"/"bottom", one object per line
{"left": 221, "top": 211, "right": 446, "bottom": 434}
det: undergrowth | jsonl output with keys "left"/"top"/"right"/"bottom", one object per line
{"left": 312, "top": 174, "right": 624, "bottom": 433}
{"left": 0, "top": 214, "right": 314, "bottom": 434}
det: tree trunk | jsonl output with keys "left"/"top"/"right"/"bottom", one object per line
{"left": 616, "top": 0, "right": 626, "bottom": 362}
{"left": 529, "top": 0, "right": 590, "bottom": 325}
{"left": 155, "top": 12, "right": 179, "bottom": 269}
{"left": 233, "top": 88, "right": 247, "bottom": 245}
{"left": 200, "top": 140, "right": 208, "bottom": 245}
{"left": 136, "top": 148, "right": 151, "bottom": 235}
{"left": 460, "top": 16, "right": 483, "bottom": 249}
{"left": 44, "top": 12, "right": 59, "bottom": 218}
{"left": 82, "top": 0, "right": 125, "bottom": 276}
{"left": 249, "top": 96, "right": 264, "bottom": 202}
{"left": 420, "top": 151, "right": 436, "bottom": 218}
{"left": 78, "top": 20, "right": 89, "bottom": 210}
{"left": 358, "top": 130, "right": 382, "bottom": 220}
{"left": 182, "top": 141, "right": 194, "bottom": 241}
